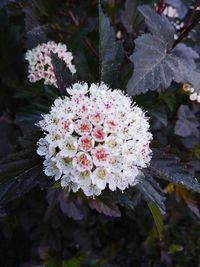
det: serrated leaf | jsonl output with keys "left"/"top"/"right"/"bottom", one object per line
{"left": 149, "top": 106, "right": 168, "bottom": 127}
{"left": 149, "top": 147, "right": 200, "bottom": 193}
{"left": 138, "top": 5, "right": 175, "bottom": 47}
{"left": 112, "top": 189, "right": 141, "bottom": 211}
{"left": 120, "top": 0, "right": 144, "bottom": 34}
{"left": 99, "top": 1, "right": 124, "bottom": 87}
{"left": 24, "top": 7, "right": 48, "bottom": 49}
{"left": 136, "top": 173, "right": 166, "bottom": 214}
{"left": 147, "top": 202, "right": 163, "bottom": 238}
{"left": 58, "top": 191, "right": 85, "bottom": 220}
{"left": 176, "top": 185, "right": 200, "bottom": 218}
{"left": 51, "top": 53, "right": 77, "bottom": 95}
{"left": 89, "top": 198, "right": 121, "bottom": 217}
{"left": 175, "top": 105, "right": 200, "bottom": 137}
{"left": 127, "top": 6, "right": 200, "bottom": 95}
{"left": 0, "top": 164, "right": 45, "bottom": 204}
{"left": 127, "top": 33, "right": 200, "bottom": 95}
{"left": 0, "top": 149, "right": 39, "bottom": 179}
{"left": 0, "top": 144, "right": 48, "bottom": 204}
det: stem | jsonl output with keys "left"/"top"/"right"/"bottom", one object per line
{"left": 172, "top": 0, "right": 200, "bottom": 49}
{"left": 172, "top": 12, "right": 200, "bottom": 49}
{"left": 185, "top": 0, "right": 200, "bottom": 29}
{"left": 157, "top": 0, "right": 166, "bottom": 15}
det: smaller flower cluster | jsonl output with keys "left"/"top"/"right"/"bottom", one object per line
{"left": 25, "top": 41, "right": 76, "bottom": 87}
{"left": 182, "top": 83, "right": 200, "bottom": 103}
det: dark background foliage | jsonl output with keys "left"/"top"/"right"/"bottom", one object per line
{"left": 0, "top": 0, "right": 200, "bottom": 266}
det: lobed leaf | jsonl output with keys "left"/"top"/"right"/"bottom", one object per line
{"left": 120, "top": 0, "right": 144, "bottom": 34}
{"left": 89, "top": 198, "right": 121, "bottom": 217}
{"left": 175, "top": 105, "right": 200, "bottom": 137}
{"left": 0, "top": 164, "right": 45, "bottom": 204}
{"left": 149, "top": 147, "right": 200, "bottom": 193}
{"left": 127, "top": 6, "right": 200, "bottom": 96}
{"left": 138, "top": 5, "right": 175, "bottom": 48}
{"left": 99, "top": 1, "right": 124, "bottom": 88}
{"left": 24, "top": 6, "right": 48, "bottom": 49}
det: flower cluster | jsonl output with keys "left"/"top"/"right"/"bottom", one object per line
{"left": 25, "top": 41, "right": 76, "bottom": 87}
{"left": 37, "top": 83, "right": 152, "bottom": 197}
{"left": 182, "top": 83, "right": 200, "bottom": 103}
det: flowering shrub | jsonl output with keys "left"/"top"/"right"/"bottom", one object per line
{"left": 0, "top": 0, "right": 200, "bottom": 266}
{"left": 37, "top": 83, "right": 152, "bottom": 196}
{"left": 25, "top": 41, "right": 76, "bottom": 86}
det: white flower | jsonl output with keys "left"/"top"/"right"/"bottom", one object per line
{"left": 92, "top": 146, "right": 110, "bottom": 167}
{"left": 108, "top": 154, "right": 123, "bottom": 172}
{"left": 104, "top": 116, "right": 119, "bottom": 133}
{"left": 37, "top": 82, "right": 153, "bottom": 196}
{"left": 108, "top": 172, "right": 128, "bottom": 191}
{"left": 92, "top": 167, "right": 109, "bottom": 190}
{"left": 74, "top": 119, "right": 92, "bottom": 135}
{"left": 25, "top": 41, "right": 76, "bottom": 87}
{"left": 72, "top": 152, "right": 93, "bottom": 172}
{"left": 182, "top": 83, "right": 200, "bottom": 103}
{"left": 78, "top": 135, "right": 94, "bottom": 152}
{"left": 61, "top": 174, "right": 79, "bottom": 192}
{"left": 92, "top": 126, "right": 107, "bottom": 142}
{"left": 52, "top": 154, "right": 73, "bottom": 174}
{"left": 72, "top": 170, "right": 92, "bottom": 187}
{"left": 82, "top": 183, "right": 102, "bottom": 197}
{"left": 89, "top": 108, "right": 105, "bottom": 125}
{"left": 43, "top": 160, "right": 62, "bottom": 181}
{"left": 104, "top": 135, "right": 122, "bottom": 153}
{"left": 58, "top": 136, "right": 78, "bottom": 157}
{"left": 37, "top": 138, "right": 55, "bottom": 158}
{"left": 57, "top": 118, "right": 74, "bottom": 136}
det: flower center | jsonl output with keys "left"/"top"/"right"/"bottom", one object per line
{"left": 96, "top": 148, "right": 109, "bottom": 161}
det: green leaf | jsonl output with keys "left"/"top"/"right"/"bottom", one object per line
{"left": 168, "top": 244, "right": 184, "bottom": 254}
{"left": 99, "top": 1, "right": 124, "bottom": 87}
{"left": 147, "top": 202, "right": 163, "bottom": 239}
{"left": 62, "top": 256, "right": 85, "bottom": 267}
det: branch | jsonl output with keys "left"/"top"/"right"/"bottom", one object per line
{"left": 172, "top": 1, "right": 200, "bottom": 49}
{"left": 156, "top": 0, "right": 166, "bottom": 14}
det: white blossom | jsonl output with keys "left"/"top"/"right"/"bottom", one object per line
{"left": 182, "top": 83, "right": 200, "bottom": 103}
{"left": 37, "top": 82, "right": 153, "bottom": 196}
{"left": 25, "top": 41, "right": 76, "bottom": 87}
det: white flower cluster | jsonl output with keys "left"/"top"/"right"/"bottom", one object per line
{"left": 182, "top": 83, "right": 200, "bottom": 103}
{"left": 25, "top": 41, "right": 76, "bottom": 87}
{"left": 37, "top": 83, "right": 152, "bottom": 197}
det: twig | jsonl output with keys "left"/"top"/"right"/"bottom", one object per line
{"left": 84, "top": 38, "right": 98, "bottom": 57}
{"left": 157, "top": 0, "right": 167, "bottom": 15}
{"left": 172, "top": 0, "right": 200, "bottom": 49}
{"left": 184, "top": 0, "right": 200, "bottom": 29}
{"left": 68, "top": 10, "right": 79, "bottom": 26}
